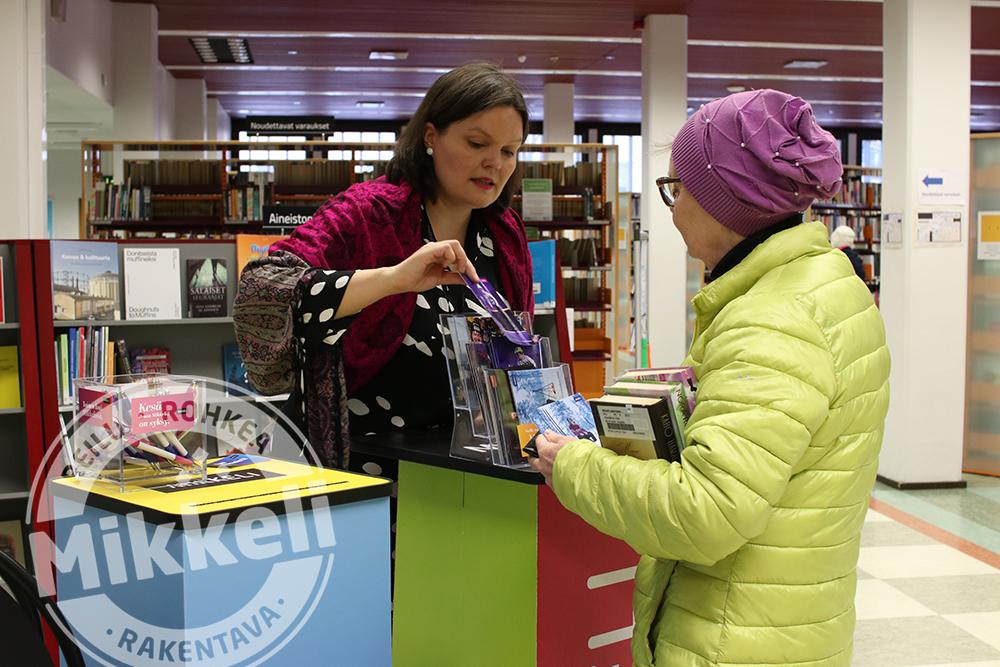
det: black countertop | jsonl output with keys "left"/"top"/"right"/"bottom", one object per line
{"left": 350, "top": 430, "right": 545, "bottom": 485}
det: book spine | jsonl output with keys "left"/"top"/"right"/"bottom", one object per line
{"left": 650, "top": 400, "right": 682, "bottom": 462}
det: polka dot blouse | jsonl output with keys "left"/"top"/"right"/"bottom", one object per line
{"left": 294, "top": 207, "right": 503, "bottom": 435}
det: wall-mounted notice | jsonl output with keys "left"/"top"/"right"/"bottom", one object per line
{"left": 916, "top": 210, "right": 963, "bottom": 245}
{"left": 978, "top": 211, "right": 1000, "bottom": 260}
{"left": 917, "top": 168, "right": 965, "bottom": 205}
{"left": 882, "top": 212, "right": 903, "bottom": 246}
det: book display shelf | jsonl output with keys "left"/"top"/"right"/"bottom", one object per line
{"left": 809, "top": 165, "right": 883, "bottom": 291}
{"left": 79, "top": 140, "right": 624, "bottom": 399}
{"left": 515, "top": 143, "right": 619, "bottom": 398}
{"left": 80, "top": 139, "right": 395, "bottom": 240}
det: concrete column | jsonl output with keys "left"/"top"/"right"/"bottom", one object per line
{"left": 207, "top": 98, "right": 231, "bottom": 141}
{"left": 0, "top": 0, "right": 47, "bottom": 239}
{"left": 175, "top": 78, "right": 207, "bottom": 140}
{"left": 879, "top": 0, "right": 971, "bottom": 486}
{"left": 642, "top": 15, "right": 689, "bottom": 366}
{"left": 111, "top": 2, "right": 159, "bottom": 139}
{"left": 542, "top": 82, "right": 574, "bottom": 143}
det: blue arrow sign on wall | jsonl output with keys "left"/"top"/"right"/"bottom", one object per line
{"left": 922, "top": 175, "right": 944, "bottom": 187}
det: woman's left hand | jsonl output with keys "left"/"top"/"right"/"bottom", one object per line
{"left": 528, "top": 431, "right": 578, "bottom": 485}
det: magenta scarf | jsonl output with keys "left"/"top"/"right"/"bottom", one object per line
{"left": 269, "top": 177, "right": 533, "bottom": 392}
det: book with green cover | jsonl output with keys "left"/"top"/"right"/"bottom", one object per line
{"left": 0, "top": 346, "right": 20, "bottom": 409}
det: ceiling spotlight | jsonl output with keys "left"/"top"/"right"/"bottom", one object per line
{"left": 604, "top": 54, "right": 615, "bottom": 61}
{"left": 549, "top": 55, "right": 559, "bottom": 63}
{"left": 356, "top": 100, "right": 385, "bottom": 109}
{"left": 293, "top": 101, "right": 301, "bottom": 105}
{"left": 369, "top": 49, "right": 409, "bottom": 61}
{"left": 726, "top": 84, "right": 747, "bottom": 93}
{"left": 238, "top": 109, "right": 250, "bottom": 114}
{"left": 784, "top": 59, "right": 828, "bottom": 70}
{"left": 288, "top": 50, "right": 299, "bottom": 55}
{"left": 517, "top": 53, "right": 527, "bottom": 64}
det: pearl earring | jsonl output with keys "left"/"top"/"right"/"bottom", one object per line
{"left": 426, "top": 147, "right": 434, "bottom": 156}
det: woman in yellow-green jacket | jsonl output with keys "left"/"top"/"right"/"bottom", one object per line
{"left": 531, "top": 89, "right": 890, "bottom": 666}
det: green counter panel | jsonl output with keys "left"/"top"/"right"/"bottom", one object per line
{"left": 392, "top": 460, "right": 538, "bottom": 666}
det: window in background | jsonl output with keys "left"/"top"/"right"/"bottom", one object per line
{"left": 862, "top": 139, "right": 883, "bottom": 183}
{"left": 602, "top": 135, "right": 643, "bottom": 193}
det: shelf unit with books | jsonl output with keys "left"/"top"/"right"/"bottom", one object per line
{"left": 808, "top": 165, "right": 882, "bottom": 291}
{"left": 0, "top": 241, "right": 46, "bottom": 573}
{"left": 514, "top": 143, "right": 619, "bottom": 398}
{"left": 31, "top": 240, "right": 268, "bottom": 448}
{"left": 81, "top": 140, "right": 395, "bottom": 240}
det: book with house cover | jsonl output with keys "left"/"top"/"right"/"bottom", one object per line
{"left": 124, "top": 247, "right": 182, "bottom": 320}
{"left": 187, "top": 258, "right": 228, "bottom": 317}
{"left": 589, "top": 394, "right": 682, "bottom": 462}
{"left": 50, "top": 240, "right": 120, "bottom": 321}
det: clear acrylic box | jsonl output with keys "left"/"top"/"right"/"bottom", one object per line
{"left": 70, "top": 374, "right": 208, "bottom": 491}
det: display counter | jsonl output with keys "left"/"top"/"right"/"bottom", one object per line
{"left": 353, "top": 432, "right": 639, "bottom": 667}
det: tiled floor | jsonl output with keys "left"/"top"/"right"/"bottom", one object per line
{"left": 853, "top": 474, "right": 1000, "bottom": 666}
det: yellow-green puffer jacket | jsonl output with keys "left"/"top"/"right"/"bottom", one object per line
{"left": 553, "top": 221, "right": 890, "bottom": 667}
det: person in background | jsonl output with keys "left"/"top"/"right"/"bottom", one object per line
{"left": 531, "top": 89, "right": 890, "bottom": 667}
{"left": 831, "top": 224, "right": 867, "bottom": 282}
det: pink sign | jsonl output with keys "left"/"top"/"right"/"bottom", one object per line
{"left": 130, "top": 390, "right": 196, "bottom": 435}
{"left": 77, "top": 386, "right": 114, "bottom": 426}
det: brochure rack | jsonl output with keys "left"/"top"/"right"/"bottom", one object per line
{"left": 439, "top": 313, "right": 571, "bottom": 467}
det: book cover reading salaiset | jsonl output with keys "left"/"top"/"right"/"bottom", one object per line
{"left": 187, "top": 258, "right": 228, "bottom": 318}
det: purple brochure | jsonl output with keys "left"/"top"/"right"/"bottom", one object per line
{"left": 461, "top": 274, "right": 535, "bottom": 345}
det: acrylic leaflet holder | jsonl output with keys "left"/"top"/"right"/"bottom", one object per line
{"left": 439, "top": 313, "right": 572, "bottom": 468}
{"left": 70, "top": 374, "right": 209, "bottom": 492}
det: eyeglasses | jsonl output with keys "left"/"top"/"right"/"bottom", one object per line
{"left": 656, "top": 176, "right": 682, "bottom": 209}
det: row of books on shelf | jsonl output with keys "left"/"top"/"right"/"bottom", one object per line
{"left": 225, "top": 174, "right": 269, "bottom": 221}
{"left": 125, "top": 160, "right": 222, "bottom": 187}
{"left": 521, "top": 161, "right": 602, "bottom": 189}
{"left": 814, "top": 178, "right": 881, "bottom": 209}
{"left": 55, "top": 334, "right": 252, "bottom": 407}
{"left": 88, "top": 180, "right": 153, "bottom": 221}
{"left": 817, "top": 214, "right": 880, "bottom": 245}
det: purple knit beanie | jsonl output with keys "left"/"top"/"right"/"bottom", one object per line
{"left": 671, "top": 89, "right": 843, "bottom": 237}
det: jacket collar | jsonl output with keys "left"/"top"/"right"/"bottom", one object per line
{"left": 692, "top": 221, "right": 830, "bottom": 326}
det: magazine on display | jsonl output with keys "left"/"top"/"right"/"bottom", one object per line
{"left": 537, "top": 393, "right": 600, "bottom": 443}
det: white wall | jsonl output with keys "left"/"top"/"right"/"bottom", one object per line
{"left": 47, "top": 148, "right": 82, "bottom": 239}
{"left": 46, "top": 0, "right": 113, "bottom": 107}
{"left": 0, "top": 0, "right": 47, "bottom": 239}
{"left": 157, "top": 64, "right": 176, "bottom": 141}
{"left": 207, "top": 98, "right": 231, "bottom": 141}
{"left": 175, "top": 78, "right": 207, "bottom": 140}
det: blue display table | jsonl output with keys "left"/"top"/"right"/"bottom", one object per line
{"left": 50, "top": 458, "right": 391, "bottom": 666}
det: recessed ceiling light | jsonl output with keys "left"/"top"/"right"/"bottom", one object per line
{"left": 369, "top": 49, "right": 408, "bottom": 61}
{"left": 549, "top": 55, "right": 559, "bottom": 63}
{"left": 604, "top": 54, "right": 615, "bottom": 61}
{"left": 784, "top": 59, "right": 829, "bottom": 70}
{"left": 517, "top": 54, "right": 527, "bottom": 64}
{"left": 356, "top": 100, "right": 385, "bottom": 108}
{"left": 293, "top": 101, "right": 301, "bottom": 105}
{"left": 238, "top": 109, "right": 250, "bottom": 114}
{"left": 726, "top": 84, "right": 747, "bottom": 93}
{"left": 188, "top": 37, "right": 253, "bottom": 64}
{"left": 288, "top": 50, "right": 299, "bottom": 55}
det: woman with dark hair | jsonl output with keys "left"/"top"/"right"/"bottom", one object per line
{"left": 233, "top": 63, "right": 533, "bottom": 480}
